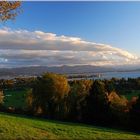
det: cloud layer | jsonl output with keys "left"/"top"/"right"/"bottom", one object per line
{"left": 0, "top": 28, "right": 139, "bottom": 68}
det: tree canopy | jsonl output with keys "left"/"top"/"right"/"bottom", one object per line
{"left": 0, "top": 1, "right": 21, "bottom": 21}
{"left": 28, "top": 73, "right": 70, "bottom": 117}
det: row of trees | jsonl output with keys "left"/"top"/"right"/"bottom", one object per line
{"left": 0, "top": 73, "right": 140, "bottom": 131}
{"left": 0, "top": 77, "right": 35, "bottom": 90}
{"left": 25, "top": 73, "right": 140, "bottom": 130}
{"left": 1, "top": 76, "right": 140, "bottom": 92}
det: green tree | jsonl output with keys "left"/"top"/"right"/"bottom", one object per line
{"left": 104, "top": 79, "right": 115, "bottom": 93}
{"left": 130, "top": 94, "right": 140, "bottom": 130}
{"left": 68, "top": 80, "right": 92, "bottom": 121}
{"left": 84, "top": 80, "right": 111, "bottom": 124}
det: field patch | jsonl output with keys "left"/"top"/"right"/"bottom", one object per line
{"left": 122, "top": 90, "right": 140, "bottom": 100}
{"left": 3, "top": 89, "right": 28, "bottom": 109}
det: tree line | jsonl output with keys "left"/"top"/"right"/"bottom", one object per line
{"left": 0, "top": 73, "right": 140, "bottom": 131}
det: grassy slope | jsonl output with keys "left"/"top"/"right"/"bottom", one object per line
{"left": 0, "top": 113, "right": 140, "bottom": 140}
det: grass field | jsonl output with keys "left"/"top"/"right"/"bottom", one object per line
{"left": 0, "top": 112, "right": 139, "bottom": 139}
{"left": 122, "top": 90, "right": 140, "bottom": 100}
{"left": 3, "top": 89, "right": 28, "bottom": 109}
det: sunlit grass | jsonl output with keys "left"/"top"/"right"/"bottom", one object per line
{"left": 0, "top": 112, "right": 140, "bottom": 139}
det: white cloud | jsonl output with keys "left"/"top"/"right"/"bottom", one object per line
{"left": 0, "top": 28, "right": 139, "bottom": 67}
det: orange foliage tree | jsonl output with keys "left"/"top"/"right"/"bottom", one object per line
{"left": 0, "top": 1, "right": 21, "bottom": 21}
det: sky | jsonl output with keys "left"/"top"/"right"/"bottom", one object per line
{"left": 0, "top": 1, "right": 140, "bottom": 68}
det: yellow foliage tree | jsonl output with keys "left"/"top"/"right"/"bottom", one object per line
{"left": 27, "top": 73, "right": 70, "bottom": 117}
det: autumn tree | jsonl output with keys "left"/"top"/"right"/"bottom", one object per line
{"left": 108, "top": 92, "right": 129, "bottom": 125}
{"left": 0, "top": 90, "right": 4, "bottom": 105}
{"left": 108, "top": 92, "right": 128, "bottom": 113}
{"left": 0, "top": 1, "right": 21, "bottom": 21}
{"left": 27, "top": 73, "right": 70, "bottom": 119}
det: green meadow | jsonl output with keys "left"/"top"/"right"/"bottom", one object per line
{"left": 123, "top": 90, "right": 140, "bottom": 100}
{"left": 0, "top": 112, "right": 139, "bottom": 140}
{"left": 3, "top": 89, "right": 28, "bottom": 109}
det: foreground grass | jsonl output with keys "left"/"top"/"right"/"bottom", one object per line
{"left": 0, "top": 113, "right": 140, "bottom": 139}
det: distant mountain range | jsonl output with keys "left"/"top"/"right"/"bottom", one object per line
{"left": 0, "top": 65, "right": 139, "bottom": 78}
{"left": 0, "top": 65, "right": 115, "bottom": 77}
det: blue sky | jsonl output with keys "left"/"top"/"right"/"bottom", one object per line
{"left": 3, "top": 1, "right": 140, "bottom": 55}
{"left": 0, "top": 2, "right": 140, "bottom": 67}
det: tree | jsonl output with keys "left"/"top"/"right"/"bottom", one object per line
{"left": 68, "top": 80, "right": 92, "bottom": 121}
{"left": 108, "top": 92, "right": 129, "bottom": 125}
{"left": 27, "top": 73, "right": 70, "bottom": 119}
{"left": 0, "top": 1, "right": 21, "bottom": 21}
{"left": 130, "top": 94, "right": 140, "bottom": 130}
{"left": 84, "top": 80, "right": 111, "bottom": 125}
{"left": 0, "top": 90, "right": 4, "bottom": 105}
{"left": 104, "top": 79, "right": 115, "bottom": 93}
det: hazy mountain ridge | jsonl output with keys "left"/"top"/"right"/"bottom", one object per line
{"left": 0, "top": 65, "right": 139, "bottom": 78}
{"left": 0, "top": 65, "right": 115, "bottom": 77}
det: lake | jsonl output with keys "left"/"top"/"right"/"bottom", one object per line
{"left": 102, "top": 71, "right": 140, "bottom": 79}
{"left": 68, "top": 71, "right": 140, "bottom": 81}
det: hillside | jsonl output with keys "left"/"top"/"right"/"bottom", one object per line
{"left": 0, "top": 112, "right": 140, "bottom": 140}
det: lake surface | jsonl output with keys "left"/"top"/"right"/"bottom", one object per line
{"left": 102, "top": 71, "right": 140, "bottom": 79}
{"left": 68, "top": 71, "right": 140, "bottom": 81}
